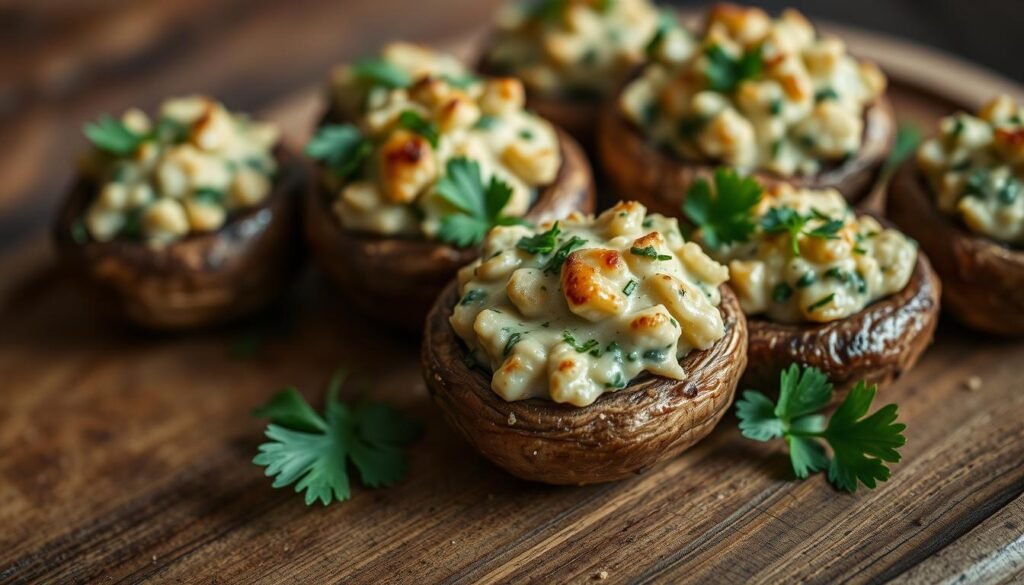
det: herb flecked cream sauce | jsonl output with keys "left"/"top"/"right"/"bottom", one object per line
{"left": 450, "top": 201, "right": 729, "bottom": 407}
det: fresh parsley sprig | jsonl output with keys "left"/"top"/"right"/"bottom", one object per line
{"left": 397, "top": 110, "right": 439, "bottom": 148}
{"left": 542, "top": 235, "right": 587, "bottom": 274}
{"left": 253, "top": 370, "right": 422, "bottom": 506}
{"left": 436, "top": 157, "right": 528, "bottom": 248}
{"left": 351, "top": 57, "right": 412, "bottom": 89}
{"left": 760, "top": 206, "right": 844, "bottom": 256}
{"left": 517, "top": 222, "right": 561, "bottom": 255}
{"left": 884, "top": 124, "right": 922, "bottom": 173}
{"left": 305, "top": 124, "right": 371, "bottom": 180}
{"left": 682, "top": 168, "right": 763, "bottom": 249}
{"left": 736, "top": 364, "right": 906, "bottom": 492}
{"left": 83, "top": 115, "right": 146, "bottom": 155}
{"left": 705, "top": 44, "right": 763, "bottom": 93}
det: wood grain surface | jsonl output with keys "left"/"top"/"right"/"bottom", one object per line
{"left": 1, "top": 2, "right": 1023, "bottom": 583}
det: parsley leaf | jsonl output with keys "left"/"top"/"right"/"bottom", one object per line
{"left": 629, "top": 246, "right": 672, "bottom": 261}
{"left": 441, "top": 73, "right": 481, "bottom": 89}
{"left": 735, "top": 364, "right": 906, "bottom": 492}
{"left": 397, "top": 110, "right": 439, "bottom": 148}
{"left": 517, "top": 222, "right": 561, "bottom": 255}
{"left": 351, "top": 57, "right": 412, "bottom": 89}
{"left": 705, "top": 44, "right": 763, "bottom": 93}
{"left": 824, "top": 381, "right": 907, "bottom": 491}
{"left": 83, "top": 115, "right": 145, "bottom": 156}
{"left": 252, "top": 371, "right": 421, "bottom": 506}
{"left": 436, "top": 157, "right": 526, "bottom": 247}
{"left": 562, "top": 330, "right": 600, "bottom": 354}
{"left": 884, "top": 124, "right": 922, "bottom": 172}
{"left": 530, "top": 0, "right": 568, "bottom": 21}
{"left": 645, "top": 9, "right": 678, "bottom": 58}
{"left": 542, "top": 235, "right": 587, "bottom": 274}
{"left": 761, "top": 206, "right": 843, "bottom": 256}
{"left": 682, "top": 167, "right": 763, "bottom": 248}
{"left": 306, "top": 124, "right": 371, "bottom": 179}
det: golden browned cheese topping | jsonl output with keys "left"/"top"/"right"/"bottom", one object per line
{"left": 81, "top": 96, "right": 279, "bottom": 245}
{"left": 916, "top": 95, "right": 1024, "bottom": 245}
{"left": 485, "top": 0, "right": 693, "bottom": 97}
{"left": 323, "top": 44, "right": 563, "bottom": 239}
{"left": 450, "top": 201, "right": 729, "bottom": 407}
{"left": 620, "top": 5, "right": 886, "bottom": 177}
{"left": 698, "top": 185, "right": 916, "bottom": 323}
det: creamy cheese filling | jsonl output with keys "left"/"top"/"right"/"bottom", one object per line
{"left": 330, "top": 43, "right": 472, "bottom": 120}
{"left": 619, "top": 5, "right": 886, "bottom": 177}
{"left": 81, "top": 95, "right": 280, "bottom": 245}
{"left": 450, "top": 201, "right": 729, "bottom": 407}
{"left": 323, "top": 47, "right": 563, "bottom": 239}
{"left": 916, "top": 95, "right": 1024, "bottom": 245}
{"left": 702, "top": 185, "right": 916, "bottom": 323}
{"left": 485, "top": 0, "right": 693, "bottom": 97}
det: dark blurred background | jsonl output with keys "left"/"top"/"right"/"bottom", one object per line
{"left": 0, "top": 0, "right": 1022, "bottom": 246}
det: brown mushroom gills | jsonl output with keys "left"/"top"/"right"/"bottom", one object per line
{"left": 53, "top": 148, "right": 304, "bottom": 330}
{"left": 422, "top": 281, "right": 748, "bottom": 485}
{"left": 741, "top": 249, "right": 941, "bottom": 393}
{"left": 888, "top": 161, "right": 1024, "bottom": 335}
{"left": 597, "top": 92, "right": 896, "bottom": 216}
{"left": 304, "top": 128, "right": 595, "bottom": 330}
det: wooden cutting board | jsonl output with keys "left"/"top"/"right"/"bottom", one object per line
{"left": 1, "top": 11, "right": 1023, "bottom": 585}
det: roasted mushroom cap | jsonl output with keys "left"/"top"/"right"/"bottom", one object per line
{"left": 422, "top": 282, "right": 748, "bottom": 485}
{"left": 888, "top": 161, "right": 1024, "bottom": 335}
{"left": 53, "top": 148, "right": 303, "bottom": 330}
{"left": 741, "top": 249, "right": 940, "bottom": 393}
{"left": 304, "top": 128, "right": 595, "bottom": 330}
{"left": 597, "top": 89, "right": 896, "bottom": 215}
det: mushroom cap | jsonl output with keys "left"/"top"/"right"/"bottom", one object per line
{"left": 597, "top": 81, "right": 895, "bottom": 216}
{"left": 421, "top": 281, "right": 748, "bottom": 485}
{"left": 887, "top": 160, "right": 1024, "bottom": 335}
{"left": 53, "top": 147, "right": 304, "bottom": 330}
{"left": 304, "top": 127, "right": 595, "bottom": 330}
{"left": 741, "top": 245, "right": 941, "bottom": 393}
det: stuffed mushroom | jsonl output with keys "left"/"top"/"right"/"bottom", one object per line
{"left": 888, "top": 95, "right": 1024, "bottom": 335}
{"left": 479, "top": 0, "right": 692, "bottom": 146}
{"left": 54, "top": 95, "right": 302, "bottom": 329}
{"left": 305, "top": 45, "right": 594, "bottom": 328}
{"left": 422, "top": 201, "right": 747, "bottom": 484}
{"left": 599, "top": 4, "right": 894, "bottom": 216}
{"left": 686, "top": 170, "right": 940, "bottom": 392}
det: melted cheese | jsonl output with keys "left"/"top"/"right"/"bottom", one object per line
{"left": 917, "top": 95, "right": 1024, "bottom": 245}
{"left": 450, "top": 201, "right": 729, "bottom": 407}
{"left": 82, "top": 95, "right": 279, "bottom": 245}
{"left": 702, "top": 185, "right": 916, "bottom": 323}
{"left": 325, "top": 46, "right": 562, "bottom": 239}
{"left": 485, "top": 0, "right": 693, "bottom": 97}
{"left": 620, "top": 5, "right": 886, "bottom": 177}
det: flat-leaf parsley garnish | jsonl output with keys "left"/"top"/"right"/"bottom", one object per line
{"left": 682, "top": 168, "right": 763, "bottom": 249}
{"left": 517, "top": 222, "right": 561, "bottom": 255}
{"left": 735, "top": 364, "right": 906, "bottom": 492}
{"left": 542, "top": 235, "right": 587, "bottom": 274}
{"left": 704, "top": 44, "right": 763, "bottom": 93}
{"left": 629, "top": 246, "right": 672, "bottom": 261}
{"left": 351, "top": 57, "right": 412, "bottom": 89}
{"left": 760, "top": 206, "right": 843, "bottom": 256}
{"left": 252, "top": 370, "right": 422, "bottom": 506}
{"left": 84, "top": 115, "right": 146, "bottom": 156}
{"left": 305, "top": 124, "right": 371, "bottom": 180}
{"left": 436, "top": 157, "right": 528, "bottom": 248}
{"left": 397, "top": 110, "right": 439, "bottom": 148}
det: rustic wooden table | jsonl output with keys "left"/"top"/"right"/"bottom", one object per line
{"left": 1, "top": 2, "right": 1023, "bottom": 583}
